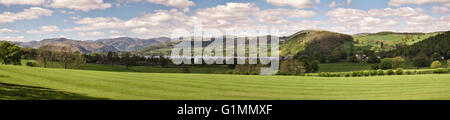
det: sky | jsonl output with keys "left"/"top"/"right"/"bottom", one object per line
{"left": 0, "top": 0, "right": 449, "bottom": 42}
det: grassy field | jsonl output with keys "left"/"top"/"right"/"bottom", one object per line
{"left": 1, "top": 65, "right": 450, "bottom": 100}
{"left": 21, "top": 60, "right": 230, "bottom": 74}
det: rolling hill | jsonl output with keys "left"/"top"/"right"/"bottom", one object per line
{"left": 352, "top": 31, "right": 440, "bottom": 52}
{"left": 24, "top": 38, "right": 118, "bottom": 53}
{"left": 96, "top": 37, "right": 171, "bottom": 52}
{"left": 13, "top": 37, "right": 171, "bottom": 53}
{"left": 280, "top": 30, "right": 354, "bottom": 57}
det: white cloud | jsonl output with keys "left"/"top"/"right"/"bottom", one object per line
{"left": 0, "top": 36, "right": 25, "bottom": 42}
{"left": 0, "top": 7, "right": 52, "bottom": 23}
{"left": 78, "top": 31, "right": 104, "bottom": 37}
{"left": 109, "top": 30, "right": 122, "bottom": 35}
{"left": 326, "top": 7, "right": 450, "bottom": 33}
{"left": 146, "top": 0, "right": 195, "bottom": 8}
{"left": 388, "top": 0, "right": 450, "bottom": 7}
{"left": 368, "top": 7, "right": 425, "bottom": 17}
{"left": 0, "top": 28, "right": 18, "bottom": 34}
{"left": 266, "top": 0, "right": 316, "bottom": 8}
{"left": 26, "top": 25, "right": 60, "bottom": 34}
{"left": 48, "top": 0, "right": 112, "bottom": 11}
{"left": 0, "top": 0, "right": 47, "bottom": 6}
{"left": 347, "top": 0, "right": 352, "bottom": 5}
{"left": 431, "top": 6, "right": 450, "bottom": 14}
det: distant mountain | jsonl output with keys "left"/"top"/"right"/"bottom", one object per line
{"left": 96, "top": 37, "right": 170, "bottom": 52}
{"left": 13, "top": 37, "right": 172, "bottom": 53}
{"left": 15, "top": 38, "right": 119, "bottom": 53}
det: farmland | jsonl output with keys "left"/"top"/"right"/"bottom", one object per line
{"left": 1, "top": 65, "right": 449, "bottom": 100}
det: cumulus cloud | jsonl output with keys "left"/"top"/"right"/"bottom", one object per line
{"left": 146, "top": 0, "right": 195, "bottom": 8}
{"left": 0, "top": 36, "right": 25, "bottom": 41}
{"left": 431, "top": 6, "right": 450, "bottom": 14}
{"left": 0, "top": 7, "right": 52, "bottom": 23}
{"left": 0, "top": 0, "right": 47, "bottom": 6}
{"left": 388, "top": 0, "right": 450, "bottom": 7}
{"left": 326, "top": 7, "right": 450, "bottom": 33}
{"left": 78, "top": 31, "right": 104, "bottom": 37}
{"left": 0, "top": 28, "right": 18, "bottom": 34}
{"left": 48, "top": 0, "right": 112, "bottom": 11}
{"left": 266, "top": 0, "right": 317, "bottom": 8}
{"left": 26, "top": 25, "right": 60, "bottom": 34}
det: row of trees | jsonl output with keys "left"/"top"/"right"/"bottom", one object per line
{"left": 21, "top": 45, "right": 174, "bottom": 70}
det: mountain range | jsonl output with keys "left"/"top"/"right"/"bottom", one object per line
{"left": 12, "top": 37, "right": 171, "bottom": 53}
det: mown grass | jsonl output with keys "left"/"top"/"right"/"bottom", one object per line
{"left": 21, "top": 60, "right": 230, "bottom": 73}
{"left": 1, "top": 65, "right": 450, "bottom": 100}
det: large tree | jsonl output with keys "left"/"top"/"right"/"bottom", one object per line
{"left": 37, "top": 45, "right": 54, "bottom": 68}
{"left": 58, "top": 47, "right": 74, "bottom": 69}
{"left": 0, "top": 42, "right": 22, "bottom": 65}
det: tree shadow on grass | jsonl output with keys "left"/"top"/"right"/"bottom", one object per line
{"left": 0, "top": 82, "right": 108, "bottom": 100}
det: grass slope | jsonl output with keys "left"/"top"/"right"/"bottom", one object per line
{"left": 1, "top": 65, "right": 450, "bottom": 100}
{"left": 280, "top": 30, "right": 353, "bottom": 56}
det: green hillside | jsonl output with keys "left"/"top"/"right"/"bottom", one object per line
{"left": 1, "top": 65, "right": 450, "bottom": 100}
{"left": 280, "top": 30, "right": 354, "bottom": 56}
{"left": 353, "top": 32, "right": 440, "bottom": 52}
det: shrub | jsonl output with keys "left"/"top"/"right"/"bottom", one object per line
{"left": 344, "top": 73, "right": 351, "bottom": 77}
{"left": 358, "top": 71, "right": 364, "bottom": 77}
{"left": 371, "top": 64, "right": 379, "bottom": 70}
{"left": 431, "top": 61, "right": 442, "bottom": 69}
{"left": 386, "top": 69, "right": 394, "bottom": 75}
{"left": 379, "top": 58, "right": 392, "bottom": 70}
{"left": 392, "top": 56, "right": 405, "bottom": 69}
{"left": 352, "top": 71, "right": 358, "bottom": 77}
{"left": 363, "top": 71, "right": 370, "bottom": 77}
{"left": 225, "top": 70, "right": 234, "bottom": 74}
{"left": 370, "top": 70, "right": 378, "bottom": 76}
{"left": 405, "top": 71, "right": 412, "bottom": 75}
{"left": 395, "top": 68, "right": 404, "bottom": 75}
{"left": 377, "top": 69, "right": 384, "bottom": 75}
{"left": 433, "top": 68, "right": 448, "bottom": 74}
{"left": 250, "top": 71, "right": 259, "bottom": 75}
{"left": 26, "top": 61, "right": 38, "bottom": 67}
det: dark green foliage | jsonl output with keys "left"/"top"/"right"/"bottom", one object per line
{"left": 370, "top": 70, "right": 378, "bottom": 76}
{"left": 26, "top": 62, "right": 38, "bottom": 67}
{"left": 344, "top": 73, "right": 351, "bottom": 77}
{"left": 413, "top": 54, "right": 431, "bottom": 68}
{"left": 433, "top": 68, "right": 449, "bottom": 74}
{"left": 371, "top": 64, "right": 379, "bottom": 70}
{"left": 379, "top": 58, "right": 392, "bottom": 70}
{"left": 386, "top": 69, "right": 394, "bottom": 75}
{"left": 368, "top": 56, "right": 380, "bottom": 64}
{"left": 377, "top": 69, "right": 385, "bottom": 75}
{"left": 0, "top": 42, "right": 22, "bottom": 65}
{"left": 395, "top": 68, "right": 404, "bottom": 75}
{"left": 405, "top": 71, "right": 412, "bottom": 75}
{"left": 363, "top": 71, "right": 370, "bottom": 77}
{"left": 393, "top": 32, "right": 449, "bottom": 59}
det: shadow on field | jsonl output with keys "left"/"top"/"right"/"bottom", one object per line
{"left": 0, "top": 82, "right": 107, "bottom": 100}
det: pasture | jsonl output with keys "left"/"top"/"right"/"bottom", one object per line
{"left": 1, "top": 65, "right": 449, "bottom": 100}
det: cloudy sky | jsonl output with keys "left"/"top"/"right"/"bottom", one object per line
{"left": 0, "top": 0, "right": 449, "bottom": 42}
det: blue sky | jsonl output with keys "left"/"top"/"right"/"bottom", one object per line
{"left": 0, "top": 0, "right": 449, "bottom": 42}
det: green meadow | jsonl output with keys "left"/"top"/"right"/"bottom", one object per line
{"left": 1, "top": 65, "right": 449, "bottom": 100}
